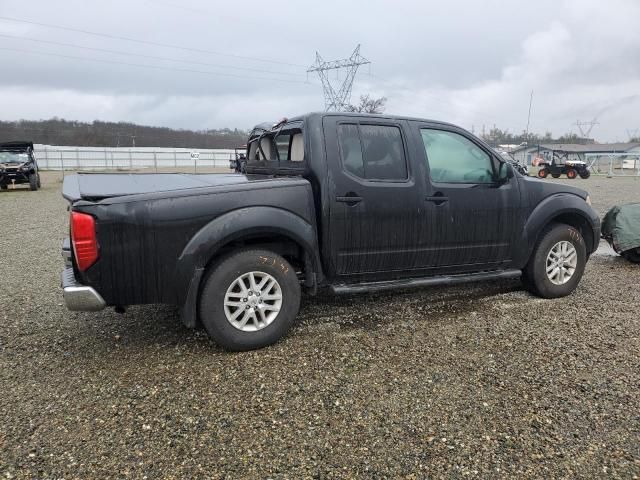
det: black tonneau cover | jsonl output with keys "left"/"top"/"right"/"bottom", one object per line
{"left": 62, "top": 172, "right": 271, "bottom": 202}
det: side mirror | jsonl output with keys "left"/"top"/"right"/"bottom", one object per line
{"left": 496, "top": 161, "right": 512, "bottom": 184}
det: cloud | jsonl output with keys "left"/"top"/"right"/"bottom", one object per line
{"left": 0, "top": 0, "right": 638, "bottom": 140}
{"left": 377, "top": 1, "right": 640, "bottom": 140}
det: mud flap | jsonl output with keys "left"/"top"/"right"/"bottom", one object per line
{"left": 180, "top": 267, "right": 205, "bottom": 328}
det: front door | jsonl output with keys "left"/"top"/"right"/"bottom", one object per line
{"left": 413, "top": 123, "right": 522, "bottom": 270}
{"left": 324, "top": 116, "right": 423, "bottom": 278}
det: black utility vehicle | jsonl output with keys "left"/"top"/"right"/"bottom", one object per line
{"left": 0, "top": 141, "right": 41, "bottom": 190}
{"left": 61, "top": 113, "right": 600, "bottom": 350}
{"left": 537, "top": 152, "right": 590, "bottom": 179}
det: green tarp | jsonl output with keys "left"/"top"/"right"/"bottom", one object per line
{"left": 601, "top": 203, "right": 640, "bottom": 253}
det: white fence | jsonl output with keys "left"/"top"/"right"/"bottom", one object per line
{"left": 586, "top": 153, "right": 640, "bottom": 176}
{"left": 34, "top": 145, "right": 236, "bottom": 172}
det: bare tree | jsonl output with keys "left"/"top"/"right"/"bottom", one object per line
{"left": 345, "top": 95, "right": 387, "bottom": 114}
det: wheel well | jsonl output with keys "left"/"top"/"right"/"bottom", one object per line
{"left": 546, "top": 213, "right": 595, "bottom": 252}
{"left": 205, "top": 233, "right": 308, "bottom": 278}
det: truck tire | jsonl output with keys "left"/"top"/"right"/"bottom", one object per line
{"left": 579, "top": 170, "right": 591, "bottom": 179}
{"left": 566, "top": 169, "right": 577, "bottom": 179}
{"left": 29, "top": 173, "right": 38, "bottom": 191}
{"left": 198, "top": 249, "right": 301, "bottom": 351}
{"left": 538, "top": 168, "right": 549, "bottom": 178}
{"left": 37, "top": 174, "right": 42, "bottom": 188}
{"left": 551, "top": 173, "right": 561, "bottom": 178}
{"left": 522, "top": 223, "right": 587, "bottom": 298}
{"left": 621, "top": 248, "right": 640, "bottom": 264}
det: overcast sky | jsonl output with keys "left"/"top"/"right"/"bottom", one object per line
{"left": 0, "top": 0, "right": 638, "bottom": 141}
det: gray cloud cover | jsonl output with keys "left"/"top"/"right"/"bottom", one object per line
{"left": 0, "top": 0, "right": 638, "bottom": 141}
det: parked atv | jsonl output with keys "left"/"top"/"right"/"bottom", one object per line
{"left": 602, "top": 203, "right": 640, "bottom": 263}
{"left": 537, "top": 152, "right": 591, "bottom": 180}
{"left": 0, "top": 141, "right": 41, "bottom": 191}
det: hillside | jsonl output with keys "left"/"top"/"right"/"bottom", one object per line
{"left": 0, "top": 118, "right": 248, "bottom": 149}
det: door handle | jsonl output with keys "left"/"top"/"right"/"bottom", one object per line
{"left": 426, "top": 194, "right": 449, "bottom": 205}
{"left": 336, "top": 194, "right": 363, "bottom": 206}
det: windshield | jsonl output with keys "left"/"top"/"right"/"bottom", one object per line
{"left": 0, "top": 151, "right": 30, "bottom": 164}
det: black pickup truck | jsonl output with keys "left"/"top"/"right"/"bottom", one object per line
{"left": 62, "top": 113, "right": 600, "bottom": 350}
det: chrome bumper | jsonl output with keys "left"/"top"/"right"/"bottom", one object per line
{"left": 61, "top": 239, "right": 105, "bottom": 312}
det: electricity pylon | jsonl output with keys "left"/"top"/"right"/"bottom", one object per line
{"left": 574, "top": 119, "right": 599, "bottom": 138}
{"left": 307, "top": 45, "right": 370, "bottom": 112}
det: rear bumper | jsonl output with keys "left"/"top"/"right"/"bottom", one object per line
{"left": 61, "top": 239, "right": 105, "bottom": 312}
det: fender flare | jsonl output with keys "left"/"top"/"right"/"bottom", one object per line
{"left": 176, "top": 206, "right": 321, "bottom": 327}
{"left": 516, "top": 193, "right": 600, "bottom": 267}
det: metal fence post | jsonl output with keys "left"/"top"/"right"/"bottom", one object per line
{"left": 129, "top": 149, "right": 133, "bottom": 170}
{"left": 194, "top": 153, "right": 197, "bottom": 173}
{"left": 60, "top": 151, "right": 65, "bottom": 178}
{"left": 153, "top": 151, "right": 157, "bottom": 172}
{"left": 174, "top": 151, "right": 177, "bottom": 168}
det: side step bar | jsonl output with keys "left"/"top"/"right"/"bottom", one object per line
{"left": 330, "top": 269, "right": 522, "bottom": 295}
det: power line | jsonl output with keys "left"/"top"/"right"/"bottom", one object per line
{"left": 0, "top": 33, "right": 305, "bottom": 78}
{"left": 0, "top": 15, "right": 307, "bottom": 68}
{"left": 0, "top": 47, "right": 313, "bottom": 85}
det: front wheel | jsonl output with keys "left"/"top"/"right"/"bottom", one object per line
{"left": 621, "top": 248, "right": 640, "bottom": 264}
{"left": 29, "top": 173, "right": 38, "bottom": 191}
{"left": 538, "top": 168, "right": 549, "bottom": 178}
{"left": 198, "top": 249, "right": 301, "bottom": 351}
{"left": 522, "top": 223, "right": 587, "bottom": 298}
{"left": 579, "top": 170, "right": 591, "bottom": 179}
{"left": 566, "top": 169, "right": 577, "bottom": 179}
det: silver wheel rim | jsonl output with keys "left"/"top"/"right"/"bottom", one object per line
{"left": 546, "top": 241, "right": 578, "bottom": 285}
{"left": 223, "top": 271, "right": 282, "bottom": 332}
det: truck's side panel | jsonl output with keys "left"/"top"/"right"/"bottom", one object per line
{"left": 73, "top": 179, "right": 316, "bottom": 307}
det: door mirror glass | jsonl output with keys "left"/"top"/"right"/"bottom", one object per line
{"left": 496, "top": 161, "right": 512, "bottom": 183}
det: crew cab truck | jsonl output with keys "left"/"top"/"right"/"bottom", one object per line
{"left": 61, "top": 113, "right": 600, "bottom": 351}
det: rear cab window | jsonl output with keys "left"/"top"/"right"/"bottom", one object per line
{"left": 245, "top": 121, "right": 305, "bottom": 173}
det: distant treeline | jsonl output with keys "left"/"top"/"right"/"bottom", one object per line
{"left": 479, "top": 127, "right": 596, "bottom": 147}
{"left": 0, "top": 118, "right": 249, "bottom": 148}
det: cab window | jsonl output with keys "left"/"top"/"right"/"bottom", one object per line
{"left": 246, "top": 122, "right": 304, "bottom": 167}
{"left": 420, "top": 129, "right": 494, "bottom": 183}
{"left": 338, "top": 123, "right": 407, "bottom": 181}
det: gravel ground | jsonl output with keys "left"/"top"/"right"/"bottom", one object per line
{"left": 1, "top": 172, "right": 639, "bottom": 479}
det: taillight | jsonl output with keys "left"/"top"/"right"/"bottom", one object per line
{"left": 71, "top": 211, "right": 99, "bottom": 271}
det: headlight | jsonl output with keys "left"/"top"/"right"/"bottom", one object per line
{"left": 585, "top": 195, "right": 592, "bottom": 206}
{"left": 21, "top": 166, "right": 30, "bottom": 172}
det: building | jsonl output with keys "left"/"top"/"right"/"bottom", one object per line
{"left": 508, "top": 142, "right": 640, "bottom": 166}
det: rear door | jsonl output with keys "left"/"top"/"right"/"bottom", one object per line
{"left": 412, "top": 122, "right": 522, "bottom": 270}
{"left": 323, "top": 116, "right": 424, "bottom": 278}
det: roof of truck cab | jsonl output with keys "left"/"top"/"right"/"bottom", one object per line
{"left": 290, "top": 112, "right": 460, "bottom": 128}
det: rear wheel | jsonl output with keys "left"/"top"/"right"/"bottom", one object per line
{"left": 538, "top": 168, "right": 549, "bottom": 178}
{"left": 566, "top": 169, "right": 577, "bottom": 179}
{"left": 522, "top": 223, "right": 587, "bottom": 298}
{"left": 621, "top": 248, "right": 640, "bottom": 264}
{"left": 198, "top": 249, "right": 301, "bottom": 351}
{"left": 29, "top": 173, "right": 38, "bottom": 191}
{"left": 551, "top": 173, "right": 561, "bottom": 178}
